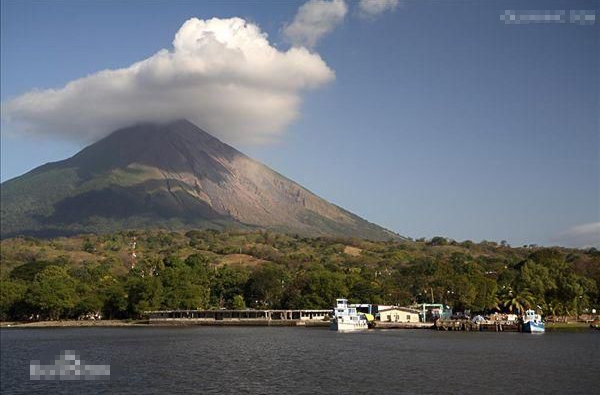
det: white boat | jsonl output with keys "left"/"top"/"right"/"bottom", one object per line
{"left": 330, "top": 298, "right": 369, "bottom": 332}
{"left": 522, "top": 309, "right": 545, "bottom": 333}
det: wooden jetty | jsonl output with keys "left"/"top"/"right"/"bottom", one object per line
{"left": 435, "top": 319, "right": 520, "bottom": 332}
{"left": 373, "top": 321, "right": 433, "bottom": 329}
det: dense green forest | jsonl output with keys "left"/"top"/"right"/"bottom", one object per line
{"left": 1, "top": 229, "right": 598, "bottom": 321}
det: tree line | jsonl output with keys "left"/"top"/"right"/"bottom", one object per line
{"left": 0, "top": 230, "right": 598, "bottom": 321}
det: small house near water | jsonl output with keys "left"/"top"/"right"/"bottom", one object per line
{"left": 378, "top": 307, "right": 421, "bottom": 323}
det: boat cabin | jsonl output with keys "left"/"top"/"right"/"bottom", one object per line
{"left": 334, "top": 298, "right": 358, "bottom": 318}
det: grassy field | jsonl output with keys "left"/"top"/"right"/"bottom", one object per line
{"left": 545, "top": 321, "right": 594, "bottom": 331}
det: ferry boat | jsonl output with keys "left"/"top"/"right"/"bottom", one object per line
{"left": 522, "top": 309, "right": 545, "bottom": 333}
{"left": 330, "top": 298, "right": 369, "bottom": 332}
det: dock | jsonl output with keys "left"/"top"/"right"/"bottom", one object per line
{"left": 147, "top": 309, "right": 522, "bottom": 332}
{"left": 146, "top": 309, "right": 332, "bottom": 326}
{"left": 373, "top": 321, "right": 433, "bottom": 329}
{"left": 435, "top": 319, "right": 521, "bottom": 332}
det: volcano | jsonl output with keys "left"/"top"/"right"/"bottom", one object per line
{"left": 0, "top": 120, "right": 398, "bottom": 240}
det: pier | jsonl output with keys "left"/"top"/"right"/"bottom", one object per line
{"left": 147, "top": 309, "right": 332, "bottom": 326}
{"left": 434, "top": 319, "right": 521, "bottom": 332}
{"left": 373, "top": 321, "right": 433, "bottom": 329}
{"left": 147, "top": 309, "right": 523, "bottom": 332}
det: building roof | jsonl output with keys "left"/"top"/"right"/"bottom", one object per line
{"left": 378, "top": 306, "right": 421, "bottom": 314}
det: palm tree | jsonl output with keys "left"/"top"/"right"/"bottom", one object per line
{"left": 501, "top": 288, "right": 535, "bottom": 314}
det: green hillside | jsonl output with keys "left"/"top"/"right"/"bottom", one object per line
{"left": 1, "top": 229, "right": 598, "bottom": 321}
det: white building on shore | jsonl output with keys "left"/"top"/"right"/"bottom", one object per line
{"left": 378, "top": 307, "right": 421, "bottom": 323}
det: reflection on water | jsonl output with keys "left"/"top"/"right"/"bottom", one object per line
{"left": 1, "top": 327, "right": 598, "bottom": 394}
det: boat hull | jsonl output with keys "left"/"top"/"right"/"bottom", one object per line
{"left": 522, "top": 321, "right": 545, "bottom": 333}
{"left": 330, "top": 320, "right": 369, "bottom": 332}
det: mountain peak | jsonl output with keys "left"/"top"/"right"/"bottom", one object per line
{"left": 1, "top": 120, "right": 398, "bottom": 240}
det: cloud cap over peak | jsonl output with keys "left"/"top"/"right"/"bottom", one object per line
{"left": 2, "top": 17, "right": 335, "bottom": 144}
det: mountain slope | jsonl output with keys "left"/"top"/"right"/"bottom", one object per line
{"left": 1, "top": 120, "right": 398, "bottom": 240}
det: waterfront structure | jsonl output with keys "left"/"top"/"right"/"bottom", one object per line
{"left": 352, "top": 303, "right": 375, "bottom": 315}
{"left": 330, "top": 298, "right": 369, "bottom": 332}
{"left": 415, "top": 303, "right": 448, "bottom": 322}
{"left": 378, "top": 307, "right": 421, "bottom": 323}
{"left": 488, "top": 312, "right": 518, "bottom": 323}
{"left": 147, "top": 309, "right": 331, "bottom": 324}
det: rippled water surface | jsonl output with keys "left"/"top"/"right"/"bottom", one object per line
{"left": 1, "top": 327, "right": 598, "bottom": 394}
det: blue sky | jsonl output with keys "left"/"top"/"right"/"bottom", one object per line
{"left": 1, "top": 0, "right": 598, "bottom": 247}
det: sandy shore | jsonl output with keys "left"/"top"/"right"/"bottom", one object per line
{"left": 0, "top": 319, "right": 330, "bottom": 328}
{"left": 2, "top": 319, "right": 331, "bottom": 328}
{"left": 0, "top": 320, "right": 149, "bottom": 328}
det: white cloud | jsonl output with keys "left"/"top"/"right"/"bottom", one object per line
{"left": 283, "top": 0, "right": 348, "bottom": 48}
{"left": 1, "top": 17, "right": 335, "bottom": 144}
{"left": 358, "top": 0, "right": 400, "bottom": 18}
{"left": 551, "top": 222, "right": 600, "bottom": 248}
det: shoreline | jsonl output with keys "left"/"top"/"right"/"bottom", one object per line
{"left": 1, "top": 320, "right": 595, "bottom": 331}
{"left": 0, "top": 320, "right": 149, "bottom": 328}
{"left": 0, "top": 319, "right": 331, "bottom": 328}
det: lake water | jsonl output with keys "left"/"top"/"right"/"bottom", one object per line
{"left": 1, "top": 327, "right": 598, "bottom": 394}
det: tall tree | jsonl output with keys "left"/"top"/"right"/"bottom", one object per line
{"left": 0, "top": 279, "right": 27, "bottom": 320}
{"left": 27, "top": 266, "right": 79, "bottom": 320}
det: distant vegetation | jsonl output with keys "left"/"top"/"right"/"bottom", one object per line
{"left": 1, "top": 229, "right": 598, "bottom": 321}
